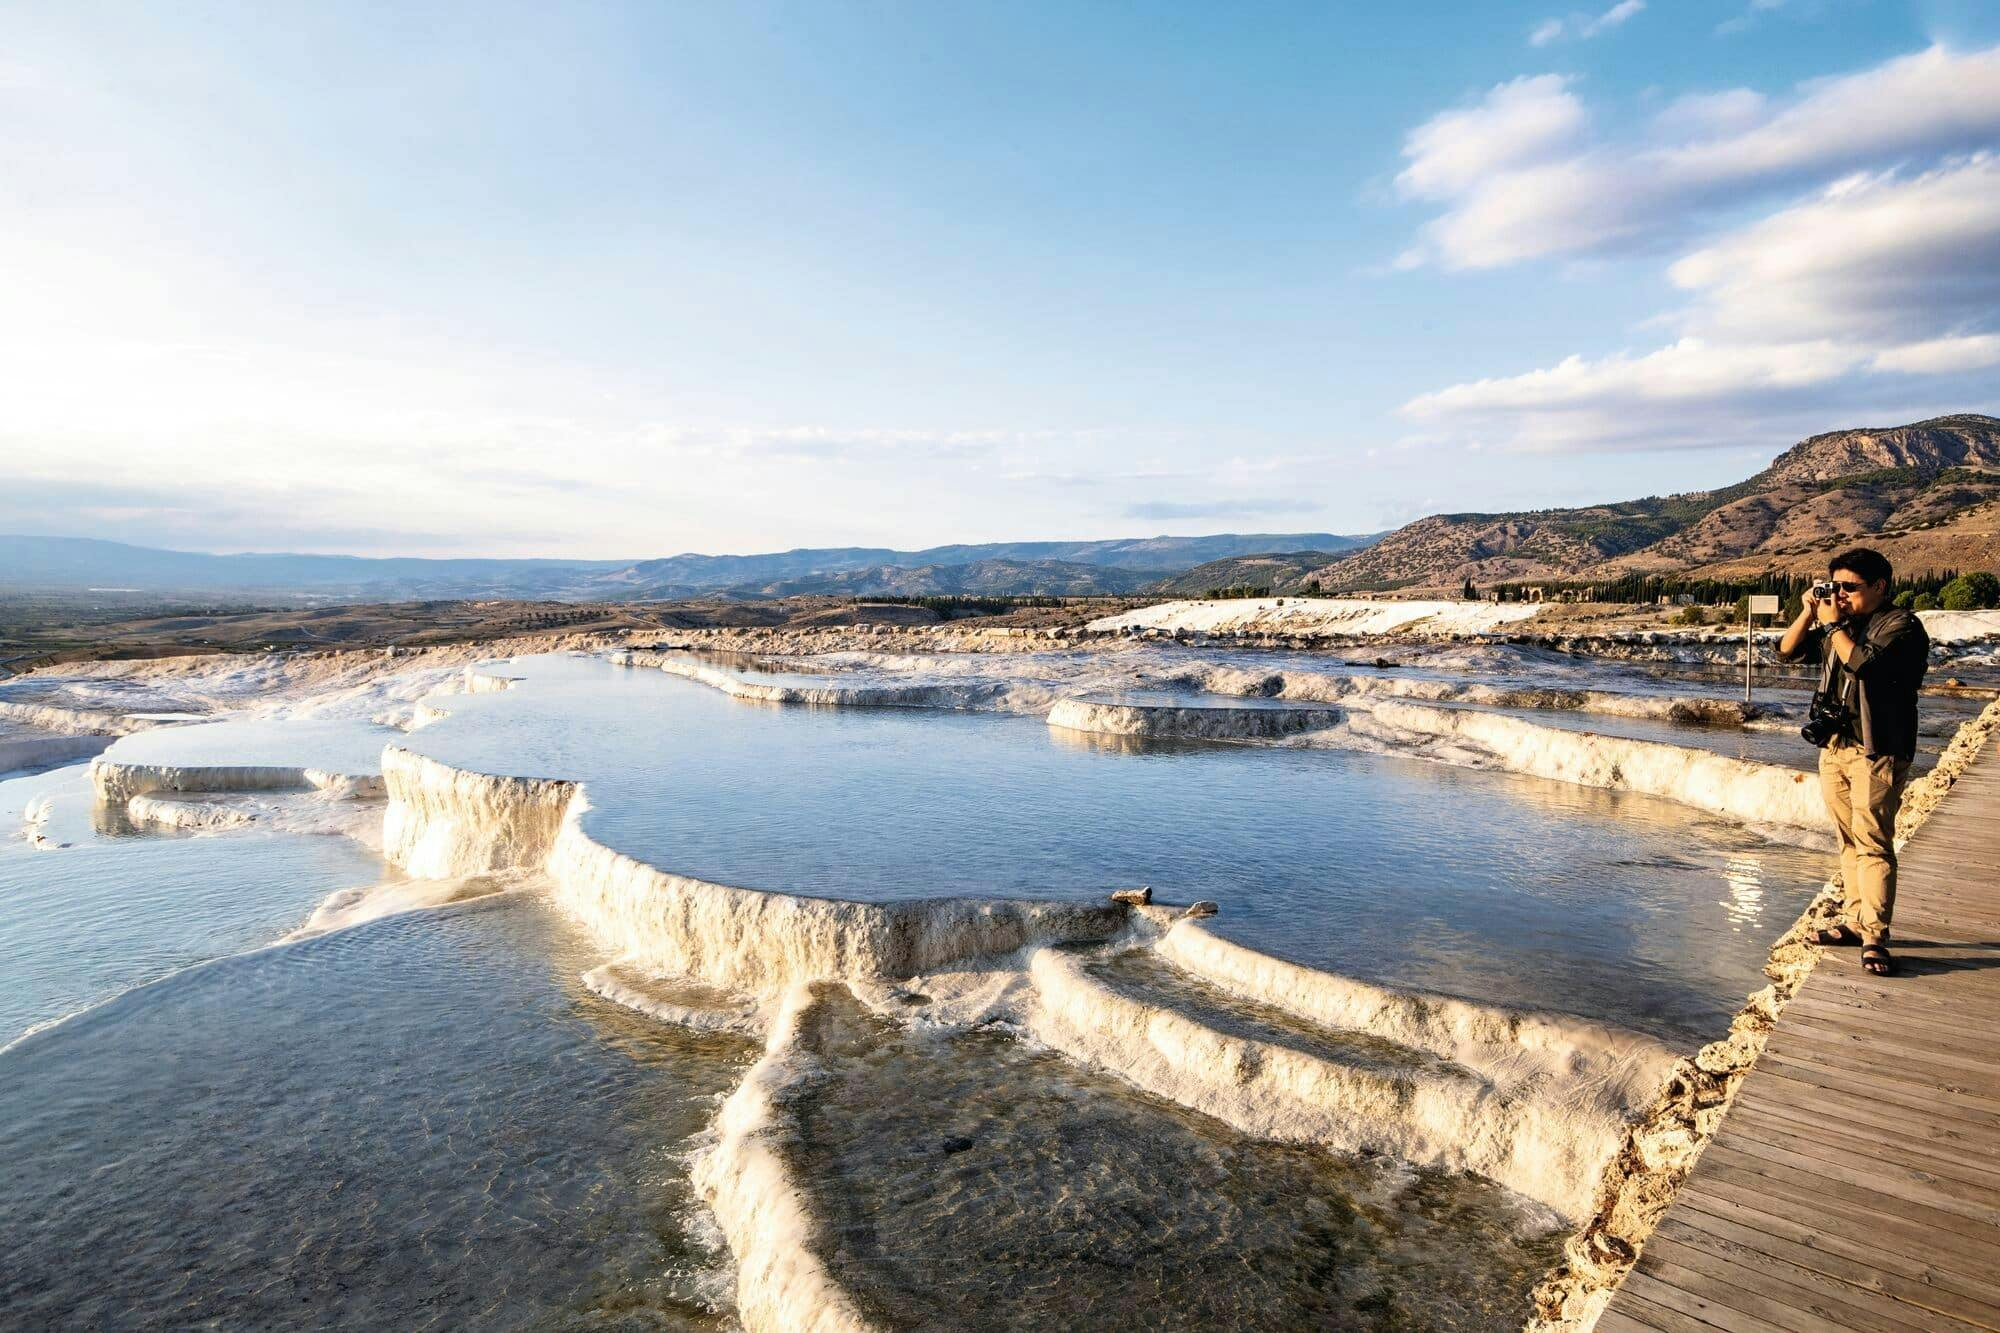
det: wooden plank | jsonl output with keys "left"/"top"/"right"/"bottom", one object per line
{"left": 1784, "top": 991, "right": 2000, "bottom": 1048}
{"left": 1689, "top": 1148, "right": 2000, "bottom": 1276}
{"left": 1635, "top": 1241, "right": 1907, "bottom": 1333}
{"left": 1671, "top": 1193, "right": 2000, "bottom": 1328}
{"left": 1768, "top": 1010, "right": 2000, "bottom": 1079}
{"left": 1648, "top": 1223, "right": 1956, "bottom": 1333}
{"left": 1753, "top": 1051, "right": 2000, "bottom": 1132}
{"left": 1596, "top": 1305, "right": 1672, "bottom": 1333}
{"left": 1761, "top": 1028, "right": 2000, "bottom": 1105}
{"left": 1735, "top": 1069, "right": 1995, "bottom": 1151}
{"left": 1675, "top": 1179, "right": 2000, "bottom": 1310}
{"left": 1622, "top": 1263, "right": 1818, "bottom": 1333}
{"left": 1794, "top": 983, "right": 2000, "bottom": 1042}
{"left": 1704, "top": 1125, "right": 2000, "bottom": 1224}
{"left": 1780, "top": 991, "right": 2000, "bottom": 1049}
{"left": 1610, "top": 1287, "right": 1736, "bottom": 1333}
{"left": 1723, "top": 1102, "right": 2000, "bottom": 1192}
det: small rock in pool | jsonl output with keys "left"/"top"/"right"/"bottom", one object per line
{"left": 1184, "top": 900, "right": 1219, "bottom": 919}
{"left": 941, "top": 1135, "right": 975, "bottom": 1155}
{"left": 1110, "top": 887, "right": 1152, "bottom": 906}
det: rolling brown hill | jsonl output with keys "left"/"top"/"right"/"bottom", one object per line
{"left": 1313, "top": 414, "right": 2000, "bottom": 593}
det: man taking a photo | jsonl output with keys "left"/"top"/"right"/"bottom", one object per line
{"left": 1776, "top": 547, "right": 1930, "bottom": 977}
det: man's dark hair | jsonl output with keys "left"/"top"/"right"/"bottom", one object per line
{"left": 1830, "top": 546, "right": 1893, "bottom": 587}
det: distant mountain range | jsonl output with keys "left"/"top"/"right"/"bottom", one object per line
{"left": 11, "top": 414, "right": 1992, "bottom": 605}
{"left": 0, "top": 532, "right": 1378, "bottom": 601}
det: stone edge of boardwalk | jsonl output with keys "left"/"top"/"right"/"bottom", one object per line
{"left": 1524, "top": 694, "right": 2000, "bottom": 1333}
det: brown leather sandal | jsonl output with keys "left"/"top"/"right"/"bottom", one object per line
{"left": 1861, "top": 945, "right": 1895, "bottom": 976}
{"left": 1812, "top": 925, "right": 1861, "bottom": 946}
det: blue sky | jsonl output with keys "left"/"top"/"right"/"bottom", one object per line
{"left": 3, "top": 0, "right": 1997, "bottom": 556}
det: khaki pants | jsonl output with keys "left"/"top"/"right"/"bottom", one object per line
{"left": 1817, "top": 739, "right": 1911, "bottom": 945}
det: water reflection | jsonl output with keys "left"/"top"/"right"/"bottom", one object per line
{"left": 1720, "top": 857, "right": 1768, "bottom": 931}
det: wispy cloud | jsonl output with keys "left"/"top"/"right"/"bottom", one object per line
{"left": 1529, "top": 0, "right": 1644, "bottom": 47}
{"left": 1717, "top": 0, "right": 1788, "bottom": 38}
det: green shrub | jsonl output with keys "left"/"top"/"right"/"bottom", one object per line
{"left": 1937, "top": 571, "right": 2000, "bottom": 611}
{"left": 1913, "top": 592, "right": 1939, "bottom": 611}
{"left": 1892, "top": 590, "right": 1917, "bottom": 609}
{"left": 1673, "top": 604, "right": 1708, "bottom": 626}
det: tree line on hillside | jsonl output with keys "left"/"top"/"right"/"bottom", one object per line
{"left": 1483, "top": 569, "right": 1998, "bottom": 614}
{"left": 864, "top": 594, "right": 1067, "bottom": 618}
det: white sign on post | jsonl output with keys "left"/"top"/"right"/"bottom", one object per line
{"left": 1743, "top": 595, "right": 1780, "bottom": 704}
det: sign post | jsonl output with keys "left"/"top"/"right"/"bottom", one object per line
{"left": 1746, "top": 594, "right": 1781, "bottom": 705}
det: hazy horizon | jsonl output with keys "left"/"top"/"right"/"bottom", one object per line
{"left": 1, "top": 527, "right": 1386, "bottom": 565}
{"left": 5, "top": 1, "right": 1998, "bottom": 558}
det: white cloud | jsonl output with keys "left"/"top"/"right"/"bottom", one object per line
{"left": 1402, "top": 338, "right": 1869, "bottom": 450}
{"left": 1667, "top": 156, "right": 2000, "bottom": 341}
{"left": 1872, "top": 335, "right": 2000, "bottom": 375}
{"left": 1650, "top": 88, "right": 1766, "bottom": 139}
{"left": 1398, "top": 43, "right": 2000, "bottom": 269}
{"left": 1528, "top": 0, "right": 1644, "bottom": 46}
{"left": 1396, "top": 75, "right": 1585, "bottom": 200}
{"left": 1399, "top": 158, "right": 2000, "bottom": 452}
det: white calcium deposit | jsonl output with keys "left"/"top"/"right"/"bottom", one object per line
{"left": 380, "top": 746, "right": 1126, "bottom": 992}
{"left": 1038, "top": 689, "right": 1820, "bottom": 836}
{"left": 1322, "top": 700, "right": 1825, "bottom": 836}
{"left": 690, "top": 984, "right": 879, "bottom": 1333}
{"left": 1046, "top": 697, "right": 1343, "bottom": 741}
{"left": 0, "top": 731, "right": 114, "bottom": 776}
{"left": 612, "top": 649, "right": 1040, "bottom": 711}
{"left": 1919, "top": 607, "right": 2000, "bottom": 643}
{"left": 0, "top": 700, "right": 162, "bottom": 736}
{"left": 125, "top": 793, "right": 259, "bottom": 832}
{"left": 379, "top": 747, "right": 575, "bottom": 878}
{"left": 1087, "top": 597, "right": 1547, "bottom": 638}
{"left": 1029, "top": 939, "right": 1669, "bottom": 1220}
{"left": 91, "top": 759, "right": 385, "bottom": 804}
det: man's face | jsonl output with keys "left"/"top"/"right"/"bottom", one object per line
{"left": 1830, "top": 568, "right": 1888, "bottom": 616}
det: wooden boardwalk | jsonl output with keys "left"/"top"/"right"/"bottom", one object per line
{"left": 1600, "top": 737, "right": 2000, "bottom": 1332}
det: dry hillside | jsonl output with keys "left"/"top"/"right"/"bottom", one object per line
{"left": 1317, "top": 414, "right": 2000, "bottom": 592}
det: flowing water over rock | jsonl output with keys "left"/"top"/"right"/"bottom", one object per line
{"left": 782, "top": 987, "right": 1561, "bottom": 1332}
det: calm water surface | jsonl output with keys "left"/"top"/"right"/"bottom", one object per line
{"left": 417, "top": 655, "right": 1829, "bottom": 1042}
{"left": 0, "top": 765, "right": 385, "bottom": 1043}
